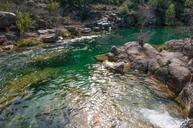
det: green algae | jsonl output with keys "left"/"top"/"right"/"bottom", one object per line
{"left": 0, "top": 67, "right": 60, "bottom": 111}
{"left": 27, "top": 49, "right": 69, "bottom": 66}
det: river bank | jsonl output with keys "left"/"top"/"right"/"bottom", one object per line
{"left": 1, "top": 0, "right": 193, "bottom": 53}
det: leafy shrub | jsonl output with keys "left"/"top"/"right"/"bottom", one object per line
{"left": 148, "top": 0, "right": 159, "bottom": 8}
{"left": 184, "top": 0, "right": 193, "bottom": 7}
{"left": 119, "top": 0, "right": 132, "bottom": 14}
{"left": 0, "top": 1, "right": 14, "bottom": 11}
{"left": 165, "top": 3, "right": 176, "bottom": 25}
{"left": 16, "top": 11, "right": 35, "bottom": 36}
{"left": 47, "top": 0, "right": 60, "bottom": 11}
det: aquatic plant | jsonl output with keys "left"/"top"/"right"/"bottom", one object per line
{"left": 27, "top": 49, "right": 69, "bottom": 66}
{"left": 0, "top": 68, "right": 59, "bottom": 111}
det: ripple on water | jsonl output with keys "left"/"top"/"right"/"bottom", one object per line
{"left": 0, "top": 28, "right": 188, "bottom": 127}
{"left": 64, "top": 64, "right": 185, "bottom": 128}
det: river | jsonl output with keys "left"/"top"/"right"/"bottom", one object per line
{"left": 0, "top": 27, "right": 188, "bottom": 128}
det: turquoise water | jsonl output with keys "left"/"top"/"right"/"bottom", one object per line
{"left": 0, "top": 27, "right": 187, "bottom": 128}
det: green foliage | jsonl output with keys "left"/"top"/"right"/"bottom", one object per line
{"left": 165, "top": 3, "right": 176, "bottom": 25}
{"left": 148, "top": 0, "right": 159, "bottom": 7}
{"left": 97, "top": 0, "right": 125, "bottom": 5}
{"left": 16, "top": 38, "right": 43, "bottom": 47}
{"left": 47, "top": 0, "right": 60, "bottom": 11}
{"left": 118, "top": 0, "right": 132, "bottom": 14}
{"left": 16, "top": 11, "right": 35, "bottom": 35}
{"left": 184, "top": 0, "right": 193, "bottom": 7}
{"left": 0, "top": 1, "right": 14, "bottom": 11}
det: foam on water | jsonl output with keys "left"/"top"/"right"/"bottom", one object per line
{"left": 140, "top": 108, "right": 184, "bottom": 128}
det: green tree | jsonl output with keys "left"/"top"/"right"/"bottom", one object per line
{"left": 184, "top": 0, "right": 193, "bottom": 7}
{"left": 165, "top": 3, "right": 176, "bottom": 25}
{"left": 47, "top": 0, "right": 60, "bottom": 12}
{"left": 148, "top": 0, "right": 159, "bottom": 8}
{"left": 16, "top": 11, "right": 35, "bottom": 37}
{"left": 119, "top": 0, "right": 132, "bottom": 14}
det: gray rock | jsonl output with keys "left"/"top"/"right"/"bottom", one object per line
{"left": 5, "top": 32, "right": 18, "bottom": 41}
{"left": 166, "top": 39, "right": 193, "bottom": 58}
{"left": 107, "top": 42, "right": 191, "bottom": 94}
{"left": 0, "top": 35, "right": 7, "bottom": 44}
{"left": 111, "top": 46, "right": 120, "bottom": 55}
{"left": 0, "top": 11, "right": 16, "bottom": 29}
{"left": 80, "top": 27, "right": 92, "bottom": 34}
{"left": 24, "top": 32, "right": 38, "bottom": 38}
{"left": 41, "top": 33, "right": 58, "bottom": 43}
{"left": 37, "top": 29, "right": 55, "bottom": 35}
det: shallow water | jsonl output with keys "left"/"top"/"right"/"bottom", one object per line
{"left": 0, "top": 27, "right": 188, "bottom": 128}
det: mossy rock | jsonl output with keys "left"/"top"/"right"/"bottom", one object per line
{"left": 96, "top": 54, "right": 108, "bottom": 62}
{"left": 155, "top": 44, "right": 168, "bottom": 52}
{"left": 63, "top": 30, "right": 71, "bottom": 38}
{"left": 27, "top": 49, "right": 70, "bottom": 66}
{"left": 16, "top": 38, "right": 43, "bottom": 47}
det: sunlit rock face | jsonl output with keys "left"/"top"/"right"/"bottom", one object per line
{"left": 106, "top": 42, "right": 191, "bottom": 95}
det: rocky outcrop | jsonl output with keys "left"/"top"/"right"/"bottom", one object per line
{"left": 101, "top": 40, "right": 193, "bottom": 119}
{"left": 0, "top": 11, "right": 16, "bottom": 29}
{"left": 166, "top": 39, "right": 193, "bottom": 58}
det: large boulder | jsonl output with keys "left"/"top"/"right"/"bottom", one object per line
{"left": 0, "top": 11, "right": 16, "bottom": 29}
{"left": 166, "top": 39, "right": 193, "bottom": 58}
{"left": 149, "top": 51, "right": 191, "bottom": 94}
{"left": 107, "top": 42, "right": 191, "bottom": 95}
